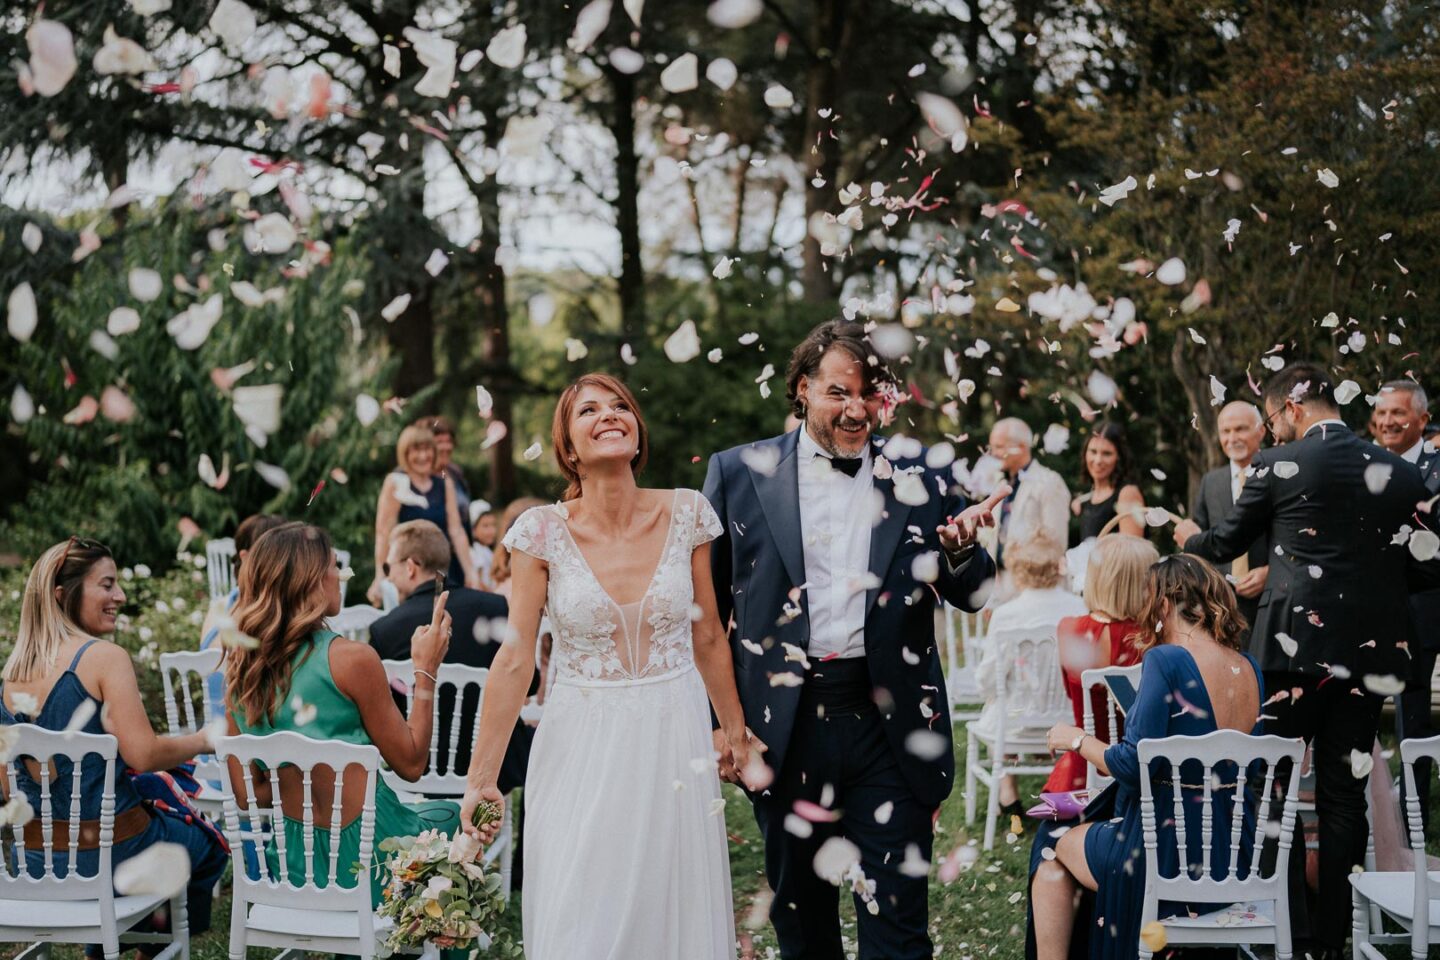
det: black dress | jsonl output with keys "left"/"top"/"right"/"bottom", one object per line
{"left": 1076, "top": 490, "right": 1118, "bottom": 542}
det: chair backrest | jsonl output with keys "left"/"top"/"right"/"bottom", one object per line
{"left": 1399, "top": 734, "right": 1440, "bottom": 955}
{"left": 0, "top": 725, "right": 119, "bottom": 904}
{"left": 1137, "top": 731, "right": 1304, "bottom": 917}
{"left": 205, "top": 538, "right": 237, "bottom": 600}
{"left": 380, "top": 659, "right": 489, "bottom": 795}
{"left": 215, "top": 731, "right": 381, "bottom": 919}
{"left": 159, "top": 648, "right": 225, "bottom": 736}
{"left": 1080, "top": 663, "right": 1143, "bottom": 792}
{"left": 989, "top": 627, "right": 1069, "bottom": 729}
{"left": 327, "top": 604, "right": 385, "bottom": 645}
{"left": 334, "top": 548, "right": 351, "bottom": 606}
{"left": 380, "top": 579, "right": 399, "bottom": 612}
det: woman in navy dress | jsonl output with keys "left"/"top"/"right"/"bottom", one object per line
{"left": 1026, "top": 554, "right": 1264, "bottom": 960}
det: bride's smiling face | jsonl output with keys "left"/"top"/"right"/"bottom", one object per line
{"left": 567, "top": 385, "right": 640, "bottom": 470}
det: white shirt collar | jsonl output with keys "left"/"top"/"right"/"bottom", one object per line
{"left": 1303, "top": 418, "right": 1348, "bottom": 437}
{"left": 797, "top": 425, "right": 871, "bottom": 468}
{"left": 1228, "top": 459, "right": 1245, "bottom": 480}
{"left": 1401, "top": 438, "right": 1425, "bottom": 464}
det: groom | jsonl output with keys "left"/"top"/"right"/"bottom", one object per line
{"left": 704, "top": 319, "right": 1001, "bottom": 960}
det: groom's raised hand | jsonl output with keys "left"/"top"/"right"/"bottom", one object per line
{"left": 937, "top": 485, "right": 1011, "bottom": 551}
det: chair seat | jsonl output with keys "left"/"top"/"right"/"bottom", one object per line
{"left": 1161, "top": 901, "right": 1277, "bottom": 929}
{"left": 247, "top": 903, "right": 377, "bottom": 940}
{"left": 0, "top": 892, "right": 170, "bottom": 930}
{"left": 1350, "top": 870, "right": 1440, "bottom": 927}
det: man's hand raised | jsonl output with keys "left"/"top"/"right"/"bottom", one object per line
{"left": 937, "top": 485, "right": 1011, "bottom": 552}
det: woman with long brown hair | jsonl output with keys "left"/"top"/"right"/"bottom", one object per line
{"left": 1025, "top": 554, "right": 1264, "bottom": 960}
{"left": 224, "top": 522, "right": 457, "bottom": 901}
{"left": 1071, "top": 420, "right": 1146, "bottom": 541}
{"left": 1, "top": 538, "right": 228, "bottom": 951}
{"left": 458, "top": 372, "right": 760, "bottom": 959}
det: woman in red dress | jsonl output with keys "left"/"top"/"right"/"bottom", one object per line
{"left": 1045, "top": 534, "right": 1158, "bottom": 792}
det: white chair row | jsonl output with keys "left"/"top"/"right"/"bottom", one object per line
{"left": 941, "top": 604, "right": 986, "bottom": 722}
{"left": 205, "top": 538, "right": 353, "bottom": 606}
{"left": 0, "top": 727, "right": 190, "bottom": 960}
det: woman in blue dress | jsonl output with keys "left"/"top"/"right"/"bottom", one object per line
{"left": 1027, "top": 554, "right": 1264, "bottom": 960}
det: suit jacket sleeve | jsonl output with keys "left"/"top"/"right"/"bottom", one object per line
{"left": 1191, "top": 473, "right": 1212, "bottom": 530}
{"left": 936, "top": 473, "right": 996, "bottom": 612}
{"left": 1185, "top": 459, "right": 1272, "bottom": 564}
{"left": 702, "top": 453, "right": 734, "bottom": 633}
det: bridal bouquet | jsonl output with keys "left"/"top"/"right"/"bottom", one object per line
{"left": 375, "top": 801, "right": 518, "bottom": 958}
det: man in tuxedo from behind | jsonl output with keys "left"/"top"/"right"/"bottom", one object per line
{"left": 704, "top": 319, "right": 1001, "bottom": 960}
{"left": 370, "top": 520, "right": 531, "bottom": 793}
{"left": 1174, "top": 362, "right": 1430, "bottom": 958}
{"left": 1371, "top": 380, "right": 1440, "bottom": 828}
{"left": 1191, "top": 400, "right": 1271, "bottom": 626}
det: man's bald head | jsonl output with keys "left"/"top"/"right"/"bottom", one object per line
{"left": 1217, "top": 401, "right": 1264, "bottom": 467}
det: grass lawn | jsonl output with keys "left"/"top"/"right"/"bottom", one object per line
{"left": 36, "top": 730, "right": 1440, "bottom": 960}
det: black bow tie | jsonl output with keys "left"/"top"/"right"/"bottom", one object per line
{"left": 826, "top": 456, "right": 863, "bottom": 478}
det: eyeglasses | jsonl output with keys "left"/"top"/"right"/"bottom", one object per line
{"left": 1260, "top": 404, "right": 1287, "bottom": 437}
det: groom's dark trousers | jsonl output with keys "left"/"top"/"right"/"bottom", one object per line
{"left": 705, "top": 429, "right": 994, "bottom": 960}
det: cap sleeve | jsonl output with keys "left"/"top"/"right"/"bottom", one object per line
{"left": 689, "top": 490, "right": 723, "bottom": 551}
{"left": 502, "top": 506, "right": 553, "bottom": 563}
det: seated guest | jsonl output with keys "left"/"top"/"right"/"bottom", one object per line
{"left": 0, "top": 538, "right": 228, "bottom": 948}
{"left": 1045, "top": 533, "right": 1158, "bottom": 792}
{"left": 1026, "top": 555, "right": 1263, "bottom": 960}
{"left": 199, "top": 513, "right": 287, "bottom": 715}
{"left": 367, "top": 424, "right": 479, "bottom": 605}
{"left": 225, "top": 522, "right": 458, "bottom": 901}
{"left": 490, "top": 496, "right": 548, "bottom": 600}
{"left": 1071, "top": 420, "right": 1146, "bottom": 542}
{"left": 975, "top": 534, "right": 1087, "bottom": 830}
{"left": 369, "top": 520, "right": 532, "bottom": 792}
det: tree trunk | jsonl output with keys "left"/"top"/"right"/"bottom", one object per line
{"left": 607, "top": 66, "right": 646, "bottom": 348}
{"left": 389, "top": 284, "right": 436, "bottom": 398}
{"left": 1170, "top": 333, "right": 1217, "bottom": 511}
{"left": 800, "top": 0, "right": 849, "bottom": 306}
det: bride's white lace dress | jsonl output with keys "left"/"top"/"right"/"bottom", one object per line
{"left": 503, "top": 488, "right": 735, "bottom": 959}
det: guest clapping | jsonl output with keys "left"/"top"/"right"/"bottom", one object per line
{"left": 1072, "top": 421, "right": 1145, "bottom": 540}
{"left": 1045, "top": 534, "right": 1158, "bottom": 793}
{"left": 1, "top": 538, "right": 227, "bottom": 939}
{"left": 225, "top": 522, "right": 460, "bottom": 901}
{"left": 368, "top": 423, "right": 479, "bottom": 606}
{"left": 1027, "top": 555, "right": 1263, "bottom": 960}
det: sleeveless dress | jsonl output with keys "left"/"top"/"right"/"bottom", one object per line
{"left": 0, "top": 640, "right": 228, "bottom": 934}
{"left": 1076, "top": 491, "right": 1118, "bottom": 542}
{"left": 395, "top": 471, "right": 465, "bottom": 584}
{"left": 1044, "top": 615, "right": 1143, "bottom": 792}
{"left": 503, "top": 489, "right": 736, "bottom": 959}
{"left": 1025, "top": 644, "right": 1266, "bottom": 960}
{"left": 231, "top": 629, "right": 459, "bottom": 901}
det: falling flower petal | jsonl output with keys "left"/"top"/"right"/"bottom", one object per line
{"left": 93, "top": 26, "right": 156, "bottom": 75}
{"left": 27, "top": 20, "right": 77, "bottom": 97}
{"left": 1155, "top": 258, "right": 1187, "bottom": 285}
{"left": 764, "top": 84, "right": 795, "bottom": 109}
{"left": 249, "top": 213, "right": 297, "bottom": 254}
{"left": 381, "top": 293, "right": 411, "bottom": 322}
{"left": 22, "top": 223, "right": 42, "bottom": 253}
{"left": 1276, "top": 632, "right": 1298, "bottom": 658}
{"left": 424, "top": 249, "right": 450, "bottom": 276}
{"left": 355, "top": 394, "right": 381, "bottom": 426}
{"left": 1316, "top": 168, "right": 1339, "bottom": 188}
{"left": 166, "top": 295, "right": 223, "bottom": 350}
{"left": 405, "top": 27, "right": 457, "bottom": 98}
{"left": 523, "top": 442, "right": 542, "bottom": 461}
{"left": 569, "top": 1, "right": 612, "bottom": 53}
{"left": 1273, "top": 461, "right": 1299, "bottom": 480}
{"left": 660, "top": 54, "right": 698, "bottom": 93}
{"left": 664, "top": 320, "right": 702, "bottom": 363}
{"left": 706, "top": 58, "right": 738, "bottom": 91}
{"left": 1409, "top": 529, "right": 1439, "bottom": 561}
{"left": 486, "top": 25, "right": 527, "bottom": 69}
{"left": 1363, "top": 463, "right": 1392, "bottom": 495}
{"left": 1349, "top": 749, "right": 1374, "bottom": 778}
{"left": 7, "top": 283, "right": 37, "bottom": 342}
{"left": 565, "top": 338, "right": 588, "bottom": 361}
{"left": 11, "top": 385, "right": 35, "bottom": 424}
{"left": 209, "top": 0, "right": 256, "bottom": 52}
{"left": 254, "top": 461, "right": 291, "bottom": 491}
{"left": 100, "top": 386, "right": 136, "bottom": 422}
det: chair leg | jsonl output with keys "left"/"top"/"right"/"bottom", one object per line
{"left": 228, "top": 895, "right": 247, "bottom": 960}
{"left": 964, "top": 729, "right": 979, "bottom": 824}
{"left": 1351, "top": 883, "right": 1367, "bottom": 960}
{"left": 982, "top": 761, "right": 1002, "bottom": 851}
{"left": 172, "top": 890, "right": 189, "bottom": 960}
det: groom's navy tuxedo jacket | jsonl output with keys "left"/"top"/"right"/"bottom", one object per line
{"left": 703, "top": 429, "right": 995, "bottom": 807}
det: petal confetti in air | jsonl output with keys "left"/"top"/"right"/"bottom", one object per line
{"left": 93, "top": 26, "right": 157, "bottom": 75}
{"left": 1272, "top": 461, "right": 1299, "bottom": 480}
{"left": 26, "top": 20, "right": 77, "bottom": 97}
{"left": 487, "top": 25, "right": 527, "bottom": 69}
{"left": 708, "top": 0, "right": 763, "bottom": 28}
{"left": 664, "top": 319, "right": 702, "bottom": 362}
{"left": 6, "top": 283, "right": 38, "bottom": 342}
{"left": 660, "top": 54, "right": 699, "bottom": 93}
{"left": 1408, "top": 529, "right": 1439, "bottom": 561}
{"left": 1155, "top": 257, "right": 1187, "bottom": 285}
{"left": 209, "top": 0, "right": 257, "bottom": 52}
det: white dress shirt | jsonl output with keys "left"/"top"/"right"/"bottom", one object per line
{"left": 1401, "top": 438, "right": 1424, "bottom": 464}
{"left": 797, "top": 428, "right": 876, "bottom": 660}
{"left": 1229, "top": 459, "right": 1245, "bottom": 502}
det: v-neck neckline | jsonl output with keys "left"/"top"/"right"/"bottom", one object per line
{"left": 555, "top": 490, "right": 680, "bottom": 609}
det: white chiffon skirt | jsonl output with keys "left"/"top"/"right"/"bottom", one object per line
{"left": 521, "top": 666, "right": 736, "bottom": 959}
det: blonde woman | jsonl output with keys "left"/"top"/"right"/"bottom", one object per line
{"left": 1045, "top": 534, "right": 1159, "bottom": 792}
{"left": 225, "top": 522, "right": 456, "bottom": 901}
{"left": 0, "top": 538, "right": 228, "bottom": 949}
{"left": 368, "top": 424, "right": 478, "bottom": 606}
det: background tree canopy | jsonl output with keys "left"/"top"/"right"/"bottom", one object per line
{"left": 1, "top": 0, "right": 1437, "bottom": 578}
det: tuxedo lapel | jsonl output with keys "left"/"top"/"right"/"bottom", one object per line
{"left": 748, "top": 430, "right": 807, "bottom": 592}
{"left": 865, "top": 439, "right": 913, "bottom": 620}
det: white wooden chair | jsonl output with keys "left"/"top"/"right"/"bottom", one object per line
{"left": 379, "top": 660, "right": 514, "bottom": 898}
{"left": 334, "top": 548, "right": 352, "bottom": 606}
{"left": 1350, "top": 733, "right": 1440, "bottom": 959}
{"left": 1079, "top": 663, "right": 1143, "bottom": 793}
{"left": 1136, "top": 730, "right": 1305, "bottom": 960}
{"left": 0, "top": 726, "right": 189, "bottom": 960}
{"left": 942, "top": 605, "right": 986, "bottom": 723}
{"left": 158, "top": 649, "right": 227, "bottom": 818}
{"left": 328, "top": 604, "right": 385, "bottom": 645}
{"left": 204, "top": 538, "right": 236, "bottom": 601}
{"left": 215, "top": 732, "right": 384, "bottom": 958}
{"left": 964, "top": 627, "right": 1070, "bottom": 850}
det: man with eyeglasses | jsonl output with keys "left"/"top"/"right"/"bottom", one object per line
{"left": 985, "top": 417, "right": 1070, "bottom": 575}
{"left": 369, "top": 520, "right": 531, "bottom": 794}
{"left": 1173, "top": 362, "right": 1435, "bottom": 960}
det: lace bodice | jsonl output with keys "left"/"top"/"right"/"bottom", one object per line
{"left": 503, "top": 488, "right": 723, "bottom": 684}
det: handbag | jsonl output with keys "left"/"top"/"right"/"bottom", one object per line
{"left": 1025, "top": 790, "right": 1091, "bottom": 821}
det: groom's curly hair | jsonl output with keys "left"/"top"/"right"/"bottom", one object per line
{"left": 784, "top": 318, "right": 899, "bottom": 418}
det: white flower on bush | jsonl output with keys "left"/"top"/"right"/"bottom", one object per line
{"left": 171, "top": 596, "right": 187, "bottom": 610}
{"left": 138, "top": 626, "right": 153, "bottom": 641}
{"left": 134, "top": 564, "right": 151, "bottom": 578}
{"left": 155, "top": 600, "right": 170, "bottom": 614}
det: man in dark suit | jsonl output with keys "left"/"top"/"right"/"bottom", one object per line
{"left": 704, "top": 319, "right": 1000, "bottom": 960}
{"left": 1173, "top": 362, "right": 1431, "bottom": 957}
{"left": 1191, "top": 400, "right": 1271, "bottom": 626}
{"left": 369, "top": 520, "right": 531, "bottom": 793}
{"left": 1371, "top": 379, "right": 1439, "bottom": 827}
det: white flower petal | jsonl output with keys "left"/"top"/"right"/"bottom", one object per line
{"left": 7, "top": 283, "right": 38, "bottom": 343}
{"left": 1155, "top": 257, "right": 1187, "bottom": 285}
{"left": 486, "top": 25, "right": 527, "bottom": 69}
{"left": 660, "top": 53, "right": 698, "bottom": 94}
{"left": 27, "top": 20, "right": 77, "bottom": 97}
{"left": 209, "top": 0, "right": 257, "bottom": 52}
{"left": 664, "top": 319, "right": 702, "bottom": 363}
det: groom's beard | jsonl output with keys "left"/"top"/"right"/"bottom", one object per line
{"left": 806, "top": 412, "right": 875, "bottom": 459}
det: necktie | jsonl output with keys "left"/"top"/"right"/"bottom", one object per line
{"left": 1231, "top": 470, "right": 1250, "bottom": 578}
{"left": 827, "top": 456, "right": 863, "bottom": 478}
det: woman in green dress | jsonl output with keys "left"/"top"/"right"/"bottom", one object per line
{"left": 223, "top": 521, "right": 458, "bottom": 900}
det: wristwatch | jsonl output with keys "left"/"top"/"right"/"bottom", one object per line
{"left": 1069, "top": 733, "right": 1087, "bottom": 752}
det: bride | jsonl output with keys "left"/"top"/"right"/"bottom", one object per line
{"left": 460, "top": 372, "right": 760, "bottom": 959}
